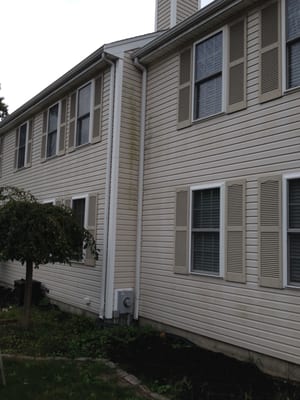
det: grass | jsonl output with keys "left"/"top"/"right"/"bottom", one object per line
{"left": 0, "top": 358, "right": 145, "bottom": 400}
{"left": 1, "top": 301, "right": 300, "bottom": 399}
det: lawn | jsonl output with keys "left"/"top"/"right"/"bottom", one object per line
{"left": 1, "top": 358, "right": 146, "bottom": 400}
{"left": 1, "top": 286, "right": 300, "bottom": 400}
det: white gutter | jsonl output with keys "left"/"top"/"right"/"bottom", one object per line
{"left": 99, "top": 56, "right": 116, "bottom": 319}
{"left": 105, "top": 58, "right": 124, "bottom": 319}
{"left": 133, "top": 57, "right": 147, "bottom": 320}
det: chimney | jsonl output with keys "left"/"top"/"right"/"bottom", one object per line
{"left": 155, "top": 0, "right": 200, "bottom": 31}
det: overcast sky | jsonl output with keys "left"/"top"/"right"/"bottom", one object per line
{"left": 1, "top": 0, "right": 213, "bottom": 113}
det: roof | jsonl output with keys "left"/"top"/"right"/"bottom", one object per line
{"left": 0, "top": 31, "right": 160, "bottom": 134}
{"left": 134, "top": 0, "right": 260, "bottom": 64}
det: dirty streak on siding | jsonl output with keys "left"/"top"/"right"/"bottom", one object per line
{"left": 114, "top": 52, "right": 142, "bottom": 290}
{"left": 140, "top": 8, "right": 300, "bottom": 366}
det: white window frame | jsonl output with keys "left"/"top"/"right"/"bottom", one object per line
{"left": 192, "top": 27, "right": 227, "bottom": 122}
{"left": 189, "top": 182, "right": 225, "bottom": 277}
{"left": 282, "top": 0, "right": 300, "bottom": 92}
{"left": 42, "top": 198, "right": 56, "bottom": 205}
{"left": 71, "top": 194, "right": 88, "bottom": 229}
{"left": 17, "top": 121, "right": 29, "bottom": 169}
{"left": 46, "top": 102, "right": 61, "bottom": 158}
{"left": 283, "top": 172, "right": 300, "bottom": 288}
{"left": 75, "top": 80, "right": 95, "bottom": 148}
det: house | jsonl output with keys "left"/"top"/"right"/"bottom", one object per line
{"left": 1, "top": 0, "right": 300, "bottom": 382}
{"left": 134, "top": 0, "right": 300, "bottom": 381}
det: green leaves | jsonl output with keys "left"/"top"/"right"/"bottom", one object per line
{"left": 0, "top": 186, "right": 99, "bottom": 267}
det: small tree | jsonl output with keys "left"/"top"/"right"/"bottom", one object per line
{"left": 0, "top": 187, "right": 98, "bottom": 327}
{"left": 0, "top": 84, "right": 8, "bottom": 121}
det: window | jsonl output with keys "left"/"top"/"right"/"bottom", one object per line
{"left": 17, "top": 122, "right": 28, "bottom": 169}
{"left": 47, "top": 103, "right": 59, "bottom": 158}
{"left": 72, "top": 198, "right": 86, "bottom": 228}
{"left": 194, "top": 32, "right": 223, "bottom": 119}
{"left": 76, "top": 83, "right": 92, "bottom": 146}
{"left": 191, "top": 186, "right": 221, "bottom": 275}
{"left": 286, "top": 0, "right": 300, "bottom": 89}
{"left": 287, "top": 178, "right": 300, "bottom": 285}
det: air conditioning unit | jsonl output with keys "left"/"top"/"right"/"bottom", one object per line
{"left": 115, "top": 288, "right": 134, "bottom": 315}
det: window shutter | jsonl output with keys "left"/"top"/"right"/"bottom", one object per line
{"left": 259, "top": 1, "right": 281, "bottom": 103}
{"left": 64, "top": 198, "right": 72, "bottom": 208}
{"left": 92, "top": 76, "right": 102, "bottom": 144}
{"left": 258, "top": 176, "right": 282, "bottom": 288}
{"left": 0, "top": 136, "right": 3, "bottom": 177}
{"left": 228, "top": 19, "right": 247, "bottom": 113}
{"left": 174, "top": 188, "right": 190, "bottom": 274}
{"left": 41, "top": 111, "right": 47, "bottom": 161}
{"left": 68, "top": 92, "right": 76, "bottom": 152}
{"left": 85, "top": 194, "right": 97, "bottom": 267}
{"left": 59, "top": 98, "right": 67, "bottom": 156}
{"left": 177, "top": 48, "right": 192, "bottom": 129}
{"left": 14, "top": 128, "right": 19, "bottom": 170}
{"left": 225, "top": 180, "right": 246, "bottom": 283}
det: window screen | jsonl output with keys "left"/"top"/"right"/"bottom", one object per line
{"left": 72, "top": 198, "right": 86, "bottom": 228}
{"left": 194, "top": 32, "right": 223, "bottom": 119}
{"left": 288, "top": 178, "right": 300, "bottom": 284}
{"left": 191, "top": 187, "right": 220, "bottom": 274}
{"left": 286, "top": 0, "right": 300, "bottom": 88}
{"left": 77, "top": 83, "right": 91, "bottom": 146}
{"left": 18, "top": 123, "right": 27, "bottom": 169}
{"left": 47, "top": 104, "right": 59, "bottom": 158}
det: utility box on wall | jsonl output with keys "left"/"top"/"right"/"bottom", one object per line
{"left": 115, "top": 289, "right": 134, "bottom": 315}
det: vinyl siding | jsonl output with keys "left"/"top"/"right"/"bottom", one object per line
{"left": 0, "top": 68, "right": 111, "bottom": 314}
{"left": 114, "top": 52, "right": 142, "bottom": 289}
{"left": 140, "top": 7, "right": 300, "bottom": 366}
{"left": 156, "top": 0, "right": 171, "bottom": 30}
{"left": 176, "top": 0, "right": 198, "bottom": 24}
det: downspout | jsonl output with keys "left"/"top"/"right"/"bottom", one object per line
{"left": 99, "top": 53, "right": 116, "bottom": 319}
{"left": 133, "top": 57, "right": 147, "bottom": 320}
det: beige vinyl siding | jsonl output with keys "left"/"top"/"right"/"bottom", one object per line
{"left": 114, "top": 52, "right": 141, "bottom": 289}
{"left": 0, "top": 68, "right": 111, "bottom": 314}
{"left": 156, "top": 0, "right": 171, "bottom": 30}
{"left": 140, "top": 6, "right": 300, "bottom": 366}
{"left": 176, "top": 0, "right": 198, "bottom": 24}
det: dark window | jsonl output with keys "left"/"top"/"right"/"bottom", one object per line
{"left": 288, "top": 178, "right": 300, "bottom": 284}
{"left": 18, "top": 123, "right": 27, "bottom": 169}
{"left": 191, "top": 187, "right": 220, "bottom": 274}
{"left": 194, "top": 32, "right": 223, "bottom": 119}
{"left": 286, "top": 0, "right": 300, "bottom": 88}
{"left": 76, "top": 84, "right": 91, "bottom": 146}
{"left": 47, "top": 103, "right": 59, "bottom": 158}
{"left": 72, "top": 198, "right": 86, "bottom": 228}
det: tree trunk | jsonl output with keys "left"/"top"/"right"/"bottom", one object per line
{"left": 22, "top": 260, "right": 33, "bottom": 328}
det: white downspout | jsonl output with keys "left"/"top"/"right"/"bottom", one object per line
{"left": 99, "top": 54, "right": 116, "bottom": 319}
{"left": 105, "top": 58, "right": 124, "bottom": 319}
{"left": 133, "top": 57, "right": 147, "bottom": 320}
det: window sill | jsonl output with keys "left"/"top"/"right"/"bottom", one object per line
{"left": 72, "top": 142, "right": 92, "bottom": 152}
{"left": 14, "top": 166, "right": 30, "bottom": 172}
{"left": 285, "top": 284, "right": 300, "bottom": 290}
{"left": 192, "top": 111, "right": 225, "bottom": 125}
{"left": 190, "top": 271, "right": 223, "bottom": 279}
{"left": 283, "top": 85, "right": 300, "bottom": 96}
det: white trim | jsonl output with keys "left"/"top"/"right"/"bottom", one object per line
{"left": 75, "top": 80, "right": 94, "bottom": 147}
{"left": 192, "top": 28, "right": 225, "bottom": 122}
{"left": 100, "top": 59, "right": 116, "bottom": 319}
{"left": 170, "top": 0, "right": 177, "bottom": 27}
{"left": 282, "top": 172, "right": 300, "bottom": 288}
{"left": 17, "top": 121, "right": 29, "bottom": 169}
{"left": 46, "top": 101, "right": 61, "bottom": 158}
{"left": 71, "top": 194, "right": 89, "bottom": 228}
{"left": 42, "top": 198, "right": 56, "bottom": 205}
{"left": 281, "top": 0, "right": 287, "bottom": 92}
{"left": 189, "top": 181, "right": 225, "bottom": 278}
{"left": 106, "top": 58, "right": 124, "bottom": 319}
